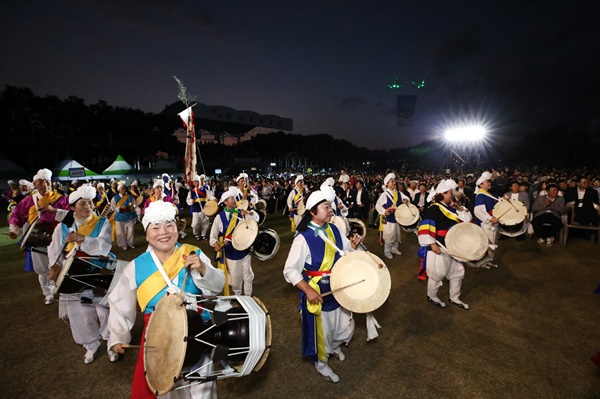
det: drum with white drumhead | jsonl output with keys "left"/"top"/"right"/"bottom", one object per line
{"left": 231, "top": 218, "right": 259, "bottom": 251}
{"left": 296, "top": 200, "right": 306, "bottom": 216}
{"left": 330, "top": 251, "right": 391, "bottom": 313}
{"left": 444, "top": 223, "right": 489, "bottom": 262}
{"left": 394, "top": 203, "right": 421, "bottom": 230}
{"left": 493, "top": 199, "right": 528, "bottom": 237}
{"left": 202, "top": 200, "right": 219, "bottom": 217}
{"left": 330, "top": 215, "right": 348, "bottom": 236}
{"left": 144, "top": 294, "right": 271, "bottom": 396}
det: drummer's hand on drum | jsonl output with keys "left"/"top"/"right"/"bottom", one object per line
{"left": 213, "top": 243, "right": 221, "bottom": 252}
{"left": 183, "top": 253, "right": 206, "bottom": 276}
{"left": 65, "top": 232, "right": 85, "bottom": 244}
{"left": 384, "top": 208, "right": 391, "bottom": 216}
{"left": 431, "top": 243, "right": 442, "bottom": 255}
{"left": 490, "top": 216, "right": 499, "bottom": 224}
{"left": 111, "top": 343, "right": 126, "bottom": 355}
{"left": 48, "top": 265, "right": 61, "bottom": 281}
{"left": 403, "top": 198, "right": 409, "bottom": 204}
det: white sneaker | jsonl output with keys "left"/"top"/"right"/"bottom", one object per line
{"left": 427, "top": 296, "right": 446, "bottom": 308}
{"left": 537, "top": 238, "right": 545, "bottom": 244}
{"left": 384, "top": 253, "right": 393, "bottom": 259}
{"left": 84, "top": 349, "right": 97, "bottom": 364}
{"left": 449, "top": 298, "right": 470, "bottom": 310}
{"left": 333, "top": 347, "right": 345, "bottom": 362}
{"left": 108, "top": 349, "right": 120, "bottom": 363}
{"left": 546, "top": 237, "right": 554, "bottom": 246}
{"left": 391, "top": 248, "right": 402, "bottom": 255}
{"left": 315, "top": 363, "right": 340, "bottom": 383}
{"left": 44, "top": 295, "right": 56, "bottom": 305}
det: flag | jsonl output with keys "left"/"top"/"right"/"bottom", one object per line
{"left": 178, "top": 106, "right": 195, "bottom": 129}
{"left": 179, "top": 106, "right": 197, "bottom": 183}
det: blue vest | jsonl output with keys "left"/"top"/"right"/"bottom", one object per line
{"left": 218, "top": 211, "right": 249, "bottom": 260}
{"left": 189, "top": 185, "right": 210, "bottom": 213}
{"left": 474, "top": 193, "right": 497, "bottom": 226}
{"left": 113, "top": 194, "right": 137, "bottom": 222}
{"left": 381, "top": 191, "right": 401, "bottom": 223}
{"left": 299, "top": 224, "right": 344, "bottom": 311}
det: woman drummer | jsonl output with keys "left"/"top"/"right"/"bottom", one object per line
{"left": 417, "top": 179, "right": 473, "bottom": 310}
{"left": 283, "top": 190, "right": 361, "bottom": 383}
{"left": 47, "top": 185, "right": 118, "bottom": 364}
{"left": 107, "top": 200, "right": 225, "bottom": 398}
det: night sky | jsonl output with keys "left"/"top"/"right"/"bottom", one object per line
{"left": 1, "top": 0, "right": 598, "bottom": 149}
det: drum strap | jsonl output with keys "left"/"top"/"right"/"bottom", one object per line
{"left": 28, "top": 191, "right": 63, "bottom": 223}
{"left": 293, "top": 188, "right": 304, "bottom": 204}
{"left": 65, "top": 215, "right": 101, "bottom": 253}
{"left": 137, "top": 244, "right": 197, "bottom": 312}
{"left": 431, "top": 203, "right": 461, "bottom": 223}
{"left": 116, "top": 194, "right": 130, "bottom": 208}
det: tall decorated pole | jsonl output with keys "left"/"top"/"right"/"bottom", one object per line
{"left": 174, "top": 76, "right": 204, "bottom": 184}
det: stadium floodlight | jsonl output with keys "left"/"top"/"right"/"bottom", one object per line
{"left": 444, "top": 126, "right": 486, "bottom": 142}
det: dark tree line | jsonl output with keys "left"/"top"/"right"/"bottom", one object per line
{"left": 1, "top": 85, "right": 598, "bottom": 177}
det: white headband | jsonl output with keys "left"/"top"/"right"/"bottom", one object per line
{"left": 33, "top": 168, "right": 52, "bottom": 181}
{"left": 142, "top": 201, "right": 177, "bottom": 230}
{"left": 69, "top": 185, "right": 96, "bottom": 205}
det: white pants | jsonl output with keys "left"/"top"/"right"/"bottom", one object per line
{"left": 470, "top": 222, "right": 498, "bottom": 266}
{"left": 191, "top": 211, "right": 210, "bottom": 237}
{"left": 115, "top": 219, "right": 135, "bottom": 249}
{"left": 382, "top": 222, "right": 402, "bottom": 255}
{"left": 60, "top": 291, "right": 110, "bottom": 353}
{"left": 32, "top": 249, "right": 54, "bottom": 297}
{"left": 321, "top": 306, "right": 355, "bottom": 357}
{"left": 426, "top": 251, "right": 465, "bottom": 302}
{"left": 227, "top": 254, "right": 254, "bottom": 296}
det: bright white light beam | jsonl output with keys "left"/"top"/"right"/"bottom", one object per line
{"left": 444, "top": 126, "right": 486, "bottom": 142}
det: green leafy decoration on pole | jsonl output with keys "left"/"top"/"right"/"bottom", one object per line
{"left": 173, "top": 75, "right": 196, "bottom": 108}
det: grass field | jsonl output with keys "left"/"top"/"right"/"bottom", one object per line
{"left": 1, "top": 209, "right": 599, "bottom": 399}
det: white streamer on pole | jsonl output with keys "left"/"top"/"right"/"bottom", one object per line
{"left": 178, "top": 105, "right": 197, "bottom": 183}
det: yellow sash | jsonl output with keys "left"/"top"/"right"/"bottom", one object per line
{"left": 27, "top": 191, "right": 63, "bottom": 223}
{"left": 306, "top": 224, "right": 336, "bottom": 361}
{"left": 137, "top": 243, "right": 198, "bottom": 312}
{"left": 306, "top": 225, "right": 336, "bottom": 316}
{"left": 432, "top": 203, "right": 461, "bottom": 223}
{"left": 116, "top": 194, "right": 130, "bottom": 208}
{"left": 95, "top": 193, "right": 107, "bottom": 208}
{"left": 293, "top": 188, "right": 303, "bottom": 203}
{"left": 215, "top": 211, "right": 238, "bottom": 296}
{"left": 65, "top": 214, "right": 101, "bottom": 253}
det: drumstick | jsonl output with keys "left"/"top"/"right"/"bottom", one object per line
{"left": 357, "top": 242, "right": 385, "bottom": 268}
{"left": 321, "top": 279, "right": 366, "bottom": 297}
{"left": 505, "top": 198, "right": 520, "bottom": 212}
{"left": 179, "top": 251, "right": 197, "bottom": 304}
{"left": 121, "top": 344, "right": 156, "bottom": 349}
{"left": 495, "top": 207, "right": 512, "bottom": 221}
{"left": 403, "top": 203, "right": 416, "bottom": 217}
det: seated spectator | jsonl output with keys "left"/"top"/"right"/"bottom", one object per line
{"left": 565, "top": 177, "right": 600, "bottom": 226}
{"left": 504, "top": 181, "right": 531, "bottom": 211}
{"left": 531, "top": 183, "right": 566, "bottom": 246}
